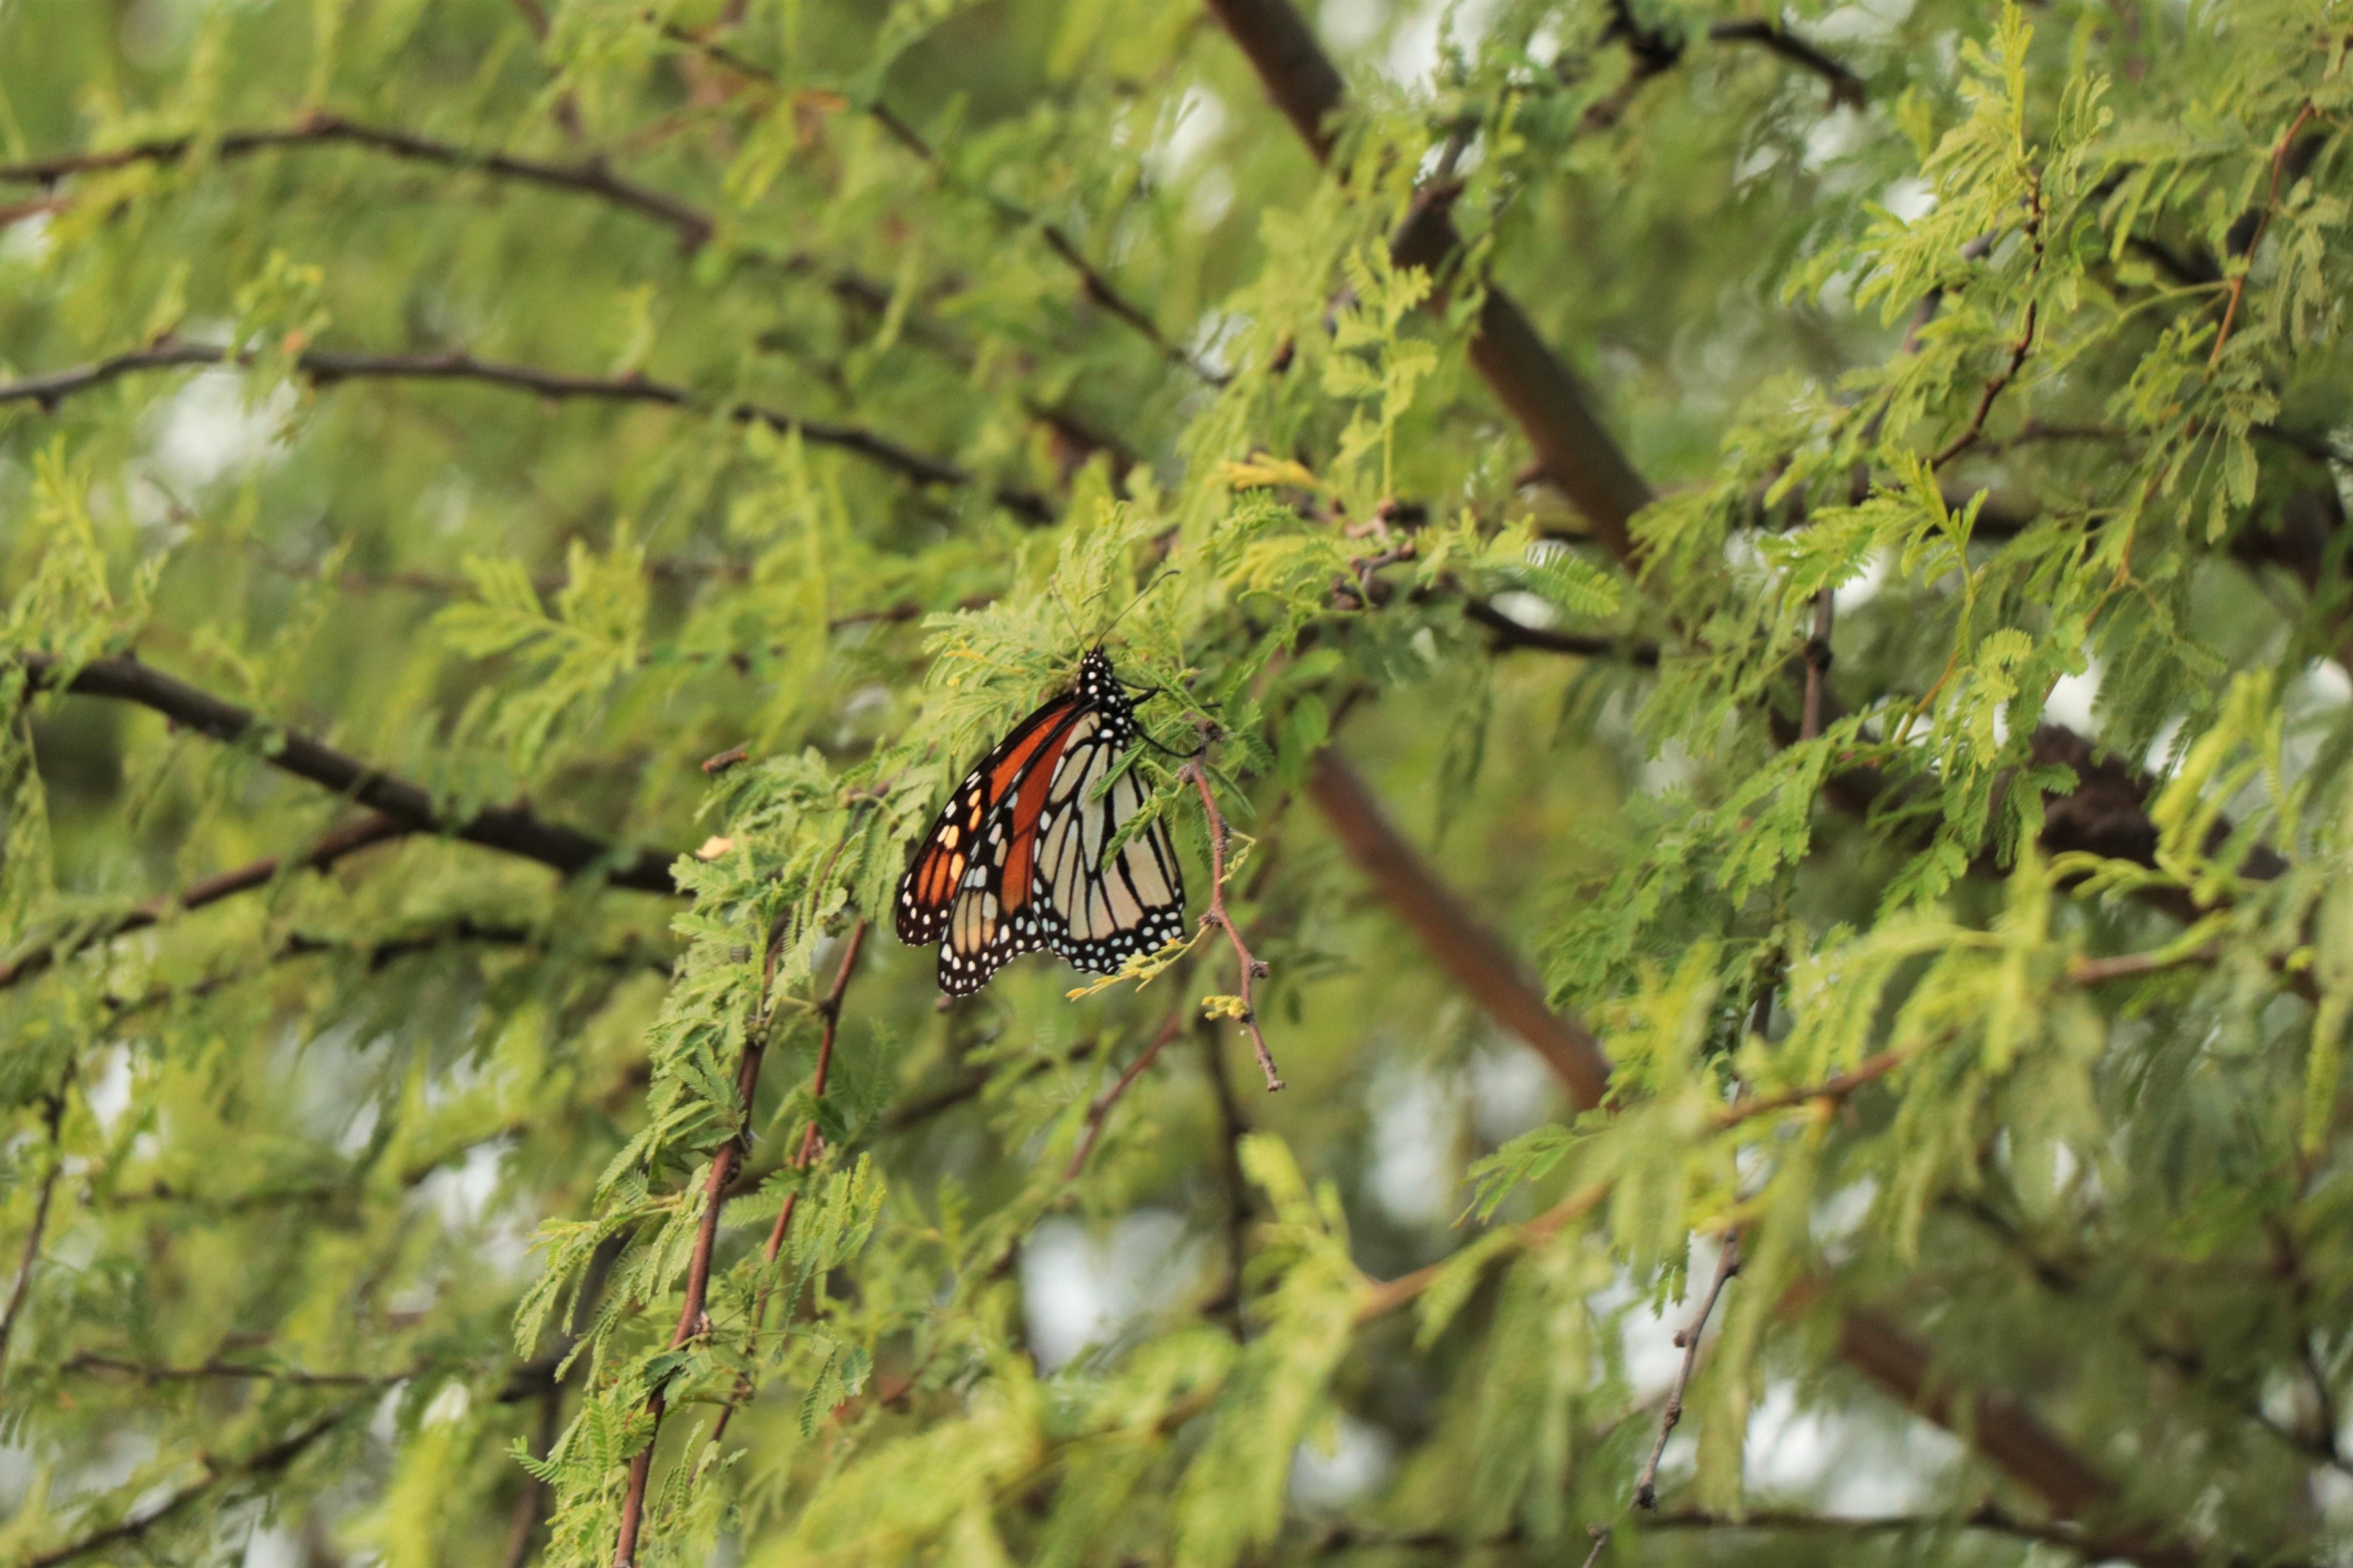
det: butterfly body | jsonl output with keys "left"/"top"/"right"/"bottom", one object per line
{"left": 897, "top": 650, "right": 1187, "bottom": 995}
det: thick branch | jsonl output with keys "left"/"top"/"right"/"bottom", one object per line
{"left": 0, "top": 342, "right": 1053, "bottom": 525}
{"left": 1204, "top": 0, "right": 1655, "bottom": 560}
{"left": 1306, "top": 748, "right": 1610, "bottom": 1109}
{"left": 1705, "top": 21, "right": 1866, "bottom": 109}
{"left": 21, "top": 654, "right": 682, "bottom": 893}
{"left": 1308, "top": 746, "right": 2191, "bottom": 1564}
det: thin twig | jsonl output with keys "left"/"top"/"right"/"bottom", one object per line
{"left": 1460, "top": 598, "right": 1663, "bottom": 665}
{"left": 51, "top": 1352, "right": 412, "bottom": 1387}
{"left": 15, "top": 1406, "right": 354, "bottom": 1568}
{"left": 1064, "top": 1000, "right": 1191, "bottom": 1178}
{"left": 1179, "top": 757, "right": 1283, "bottom": 1090}
{"left": 21, "top": 654, "right": 681, "bottom": 892}
{"left": 610, "top": 911, "right": 836, "bottom": 1567}
{"left": 0, "top": 110, "right": 713, "bottom": 248}
{"left": 0, "top": 342, "right": 1053, "bottom": 524}
{"left": 2212, "top": 101, "right": 2318, "bottom": 368}
{"left": 0, "top": 815, "right": 410, "bottom": 996}
{"left": 1635, "top": 1236, "right": 1743, "bottom": 1509}
{"left": 0, "top": 1090, "right": 68, "bottom": 1369}
{"left": 705, "top": 918, "right": 867, "bottom": 1448}
{"left": 1579, "top": 1525, "right": 1612, "bottom": 1568}
{"left": 1933, "top": 183, "right": 2044, "bottom": 468}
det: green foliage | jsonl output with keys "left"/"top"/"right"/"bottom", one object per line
{"left": 6, "top": 1, "right": 2353, "bottom": 1566}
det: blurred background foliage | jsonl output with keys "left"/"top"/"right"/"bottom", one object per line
{"left": 2, "top": 0, "right": 2352, "bottom": 1565}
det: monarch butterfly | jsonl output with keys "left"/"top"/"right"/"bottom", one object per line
{"left": 896, "top": 648, "right": 1188, "bottom": 995}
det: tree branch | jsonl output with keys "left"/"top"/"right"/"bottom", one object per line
{"left": 1706, "top": 21, "right": 1866, "bottom": 109}
{"left": 0, "top": 110, "right": 714, "bottom": 250}
{"left": 1064, "top": 1000, "right": 1191, "bottom": 1179}
{"left": 51, "top": 1352, "right": 413, "bottom": 1387}
{"left": 1307, "top": 744, "right": 2196, "bottom": 1567}
{"left": 615, "top": 917, "right": 865, "bottom": 1553}
{"left": 0, "top": 814, "right": 410, "bottom": 996}
{"left": 0, "top": 342, "right": 1054, "bottom": 525}
{"left": 1306, "top": 748, "right": 1610, "bottom": 1109}
{"left": 1460, "top": 597, "right": 1662, "bottom": 664}
{"left": 1202, "top": 0, "right": 1655, "bottom": 561}
{"left": 15, "top": 1406, "right": 354, "bottom": 1568}
{"left": 21, "top": 654, "right": 682, "bottom": 893}
{"left": 0, "top": 1089, "right": 67, "bottom": 1370}
{"left": 1635, "top": 1236, "right": 1741, "bottom": 1508}
{"left": 707, "top": 918, "right": 868, "bottom": 1446}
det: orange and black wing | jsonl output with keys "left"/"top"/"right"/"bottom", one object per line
{"left": 896, "top": 694, "right": 1085, "bottom": 989}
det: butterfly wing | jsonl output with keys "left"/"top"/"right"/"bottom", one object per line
{"left": 1035, "top": 734, "right": 1188, "bottom": 975}
{"left": 899, "top": 650, "right": 1188, "bottom": 995}
{"left": 896, "top": 693, "right": 1081, "bottom": 948}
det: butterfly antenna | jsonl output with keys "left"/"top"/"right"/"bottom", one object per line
{"left": 1090, "top": 567, "right": 1180, "bottom": 648}
{"left": 1048, "top": 577, "right": 1086, "bottom": 643}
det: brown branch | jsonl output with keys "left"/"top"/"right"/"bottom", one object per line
{"left": 51, "top": 1352, "right": 412, "bottom": 1387}
{"left": 1306, "top": 748, "right": 1610, "bottom": 1109}
{"left": 1706, "top": 21, "right": 1866, "bottom": 109}
{"left": 15, "top": 1406, "right": 354, "bottom": 1568}
{"left": 1204, "top": 0, "right": 1654, "bottom": 562}
{"left": 0, "top": 342, "right": 1054, "bottom": 525}
{"left": 1180, "top": 758, "right": 1285, "bottom": 1090}
{"left": 0, "top": 110, "right": 713, "bottom": 250}
{"left": 1635, "top": 1236, "right": 1742, "bottom": 1508}
{"left": 2212, "top": 101, "right": 2318, "bottom": 367}
{"left": 1304, "top": 743, "right": 2199, "bottom": 1564}
{"left": 1064, "top": 1001, "right": 1191, "bottom": 1179}
{"left": 0, "top": 1090, "right": 67, "bottom": 1370}
{"left": 657, "top": 26, "right": 1215, "bottom": 384}
{"left": 21, "top": 654, "right": 682, "bottom": 892}
{"left": 0, "top": 814, "right": 410, "bottom": 996}
{"left": 1829, "top": 1306, "right": 2199, "bottom": 1568}
{"left": 1648, "top": 1504, "right": 2090, "bottom": 1550}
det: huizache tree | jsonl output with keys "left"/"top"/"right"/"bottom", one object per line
{"left": 2, "top": 1, "right": 2349, "bottom": 1565}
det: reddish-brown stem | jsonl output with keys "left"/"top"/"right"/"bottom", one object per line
{"left": 1064, "top": 1003, "right": 1191, "bottom": 1179}
{"left": 1635, "top": 1235, "right": 1743, "bottom": 1508}
{"left": 1179, "top": 758, "right": 1284, "bottom": 1091}
{"left": 705, "top": 920, "right": 868, "bottom": 1448}
{"left": 613, "top": 914, "right": 851, "bottom": 1567}
{"left": 2212, "top": 101, "right": 2318, "bottom": 368}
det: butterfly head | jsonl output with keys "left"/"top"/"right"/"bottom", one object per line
{"left": 1076, "top": 646, "right": 1120, "bottom": 704}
